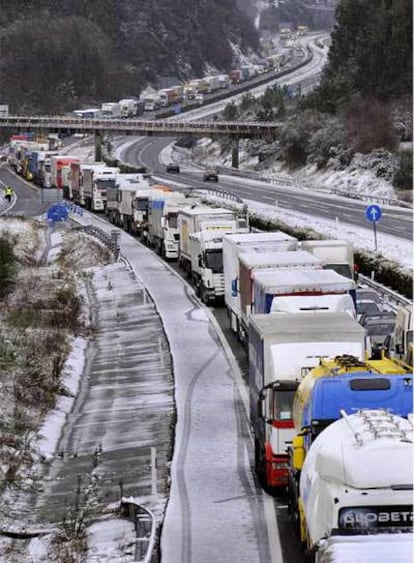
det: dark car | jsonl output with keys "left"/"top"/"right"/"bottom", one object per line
{"left": 359, "top": 311, "right": 396, "bottom": 327}
{"left": 203, "top": 169, "right": 219, "bottom": 182}
{"left": 166, "top": 162, "right": 180, "bottom": 173}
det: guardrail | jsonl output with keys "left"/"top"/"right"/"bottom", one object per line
{"left": 358, "top": 273, "right": 412, "bottom": 310}
{"left": 120, "top": 499, "right": 157, "bottom": 562}
{"left": 73, "top": 224, "right": 121, "bottom": 260}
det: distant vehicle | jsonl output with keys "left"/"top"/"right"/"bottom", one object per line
{"left": 203, "top": 169, "right": 219, "bottom": 182}
{"left": 194, "top": 94, "right": 204, "bottom": 105}
{"left": 360, "top": 310, "right": 396, "bottom": 327}
{"left": 355, "top": 288, "right": 382, "bottom": 305}
{"left": 166, "top": 163, "right": 180, "bottom": 173}
{"left": 356, "top": 299, "right": 382, "bottom": 321}
{"left": 365, "top": 317, "right": 397, "bottom": 348}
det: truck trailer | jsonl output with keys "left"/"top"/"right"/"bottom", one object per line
{"left": 238, "top": 250, "right": 323, "bottom": 336}
{"left": 300, "top": 239, "right": 354, "bottom": 279}
{"left": 251, "top": 268, "right": 357, "bottom": 318}
{"left": 248, "top": 313, "right": 366, "bottom": 490}
{"left": 223, "top": 231, "right": 298, "bottom": 342}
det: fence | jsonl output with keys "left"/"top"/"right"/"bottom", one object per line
{"left": 73, "top": 224, "right": 121, "bottom": 260}
{"left": 120, "top": 499, "right": 157, "bottom": 562}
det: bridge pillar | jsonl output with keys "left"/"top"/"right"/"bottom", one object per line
{"left": 231, "top": 136, "right": 239, "bottom": 169}
{"left": 94, "top": 131, "right": 103, "bottom": 162}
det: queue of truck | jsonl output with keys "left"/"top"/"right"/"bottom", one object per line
{"left": 5, "top": 141, "right": 413, "bottom": 561}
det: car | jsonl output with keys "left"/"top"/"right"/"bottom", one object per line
{"left": 355, "top": 288, "right": 382, "bottom": 305}
{"left": 203, "top": 169, "right": 219, "bottom": 182}
{"left": 359, "top": 310, "right": 396, "bottom": 327}
{"left": 356, "top": 299, "right": 382, "bottom": 321}
{"left": 166, "top": 162, "right": 180, "bottom": 173}
{"left": 365, "top": 318, "right": 397, "bottom": 349}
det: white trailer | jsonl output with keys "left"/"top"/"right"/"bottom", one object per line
{"left": 300, "top": 410, "right": 413, "bottom": 558}
{"left": 252, "top": 268, "right": 357, "bottom": 317}
{"left": 178, "top": 206, "right": 248, "bottom": 276}
{"left": 223, "top": 231, "right": 298, "bottom": 341}
{"left": 101, "top": 102, "right": 121, "bottom": 118}
{"left": 300, "top": 239, "right": 354, "bottom": 279}
{"left": 238, "top": 250, "right": 323, "bottom": 334}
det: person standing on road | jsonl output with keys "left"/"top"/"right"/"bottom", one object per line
{"left": 4, "top": 185, "right": 14, "bottom": 202}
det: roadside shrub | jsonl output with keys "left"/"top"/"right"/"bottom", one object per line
{"left": 347, "top": 97, "right": 397, "bottom": 153}
{"left": 393, "top": 149, "right": 413, "bottom": 191}
{"left": 0, "top": 231, "right": 18, "bottom": 299}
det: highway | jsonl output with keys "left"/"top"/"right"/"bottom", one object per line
{"left": 118, "top": 136, "right": 413, "bottom": 241}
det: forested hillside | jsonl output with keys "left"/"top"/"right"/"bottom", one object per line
{"left": 0, "top": 0, "right": 259, "bottom": 113}
{"left": 219, "top": 0, "right": 412, "bottom": 193}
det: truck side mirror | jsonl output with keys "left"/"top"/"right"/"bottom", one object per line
{"left": 231, "top": 278, "right": 238, "bottom": 297}
{"left": 198, "top": 255, "right": 202, "bottom": 268}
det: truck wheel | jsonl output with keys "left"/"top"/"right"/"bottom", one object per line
{"left": 200, "top": 286, "right": 209, "bottom": 304}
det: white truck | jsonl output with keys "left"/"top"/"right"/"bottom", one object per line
{"left": 249, "top": 312, "right": 366, "bottom": 491}
{"left": 106, "top": 173, "right": 152, "bottom": 224}
{"left": 238, "top": 250, "right": 323, "bottom": 337}
{"left": 223, "top": 231, "right": 298, "bottom": 342}
{"left": 178, "top": 206, "right": 248, "bottom": 276}
{"left": 300, "top": 409, "right": 413, "bottom": 561}
{"left": 82, "top": 164, "right": 119, "bottom": 211}
{"left": 0, "top": 104, "right": 9, "bottom": 117}
{"left": 300, "top": 239, "right": 354, "bottom": 279}
{"left": 252, "top": 268, "right": 357, "bottom": 317}
{"left": 101, "top": 102, "right": 121, "bottom": 118}
{"left": 147, "top": 192, "right": 199, "bottom": 259}
{"left": 385, "top": 303, "right": 413, "bottom": 367}
{"left": 189, "top": 230, "right": 236, "bottom": 304}
{"left": 119, "top": 98, "right": 138, "bottom": 118}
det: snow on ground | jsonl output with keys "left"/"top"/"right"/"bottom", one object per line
{"left": 157, "top": 142, "right": 413, "bottom": 276}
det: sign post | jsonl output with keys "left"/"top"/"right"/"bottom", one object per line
{"left": 365, "top": 204, "right": 382, "bottom": 251}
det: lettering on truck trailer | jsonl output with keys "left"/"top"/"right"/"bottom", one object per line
{"left": 339, "top": 506, "right": 413, "bottom": 529}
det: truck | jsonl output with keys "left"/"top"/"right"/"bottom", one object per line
{"left": 147, "top": 192, "right": 198, "bottom": 260}
{"left": 37, "top": 151, "right": 59, "bottom": 188}
{"left": 298, "top": 410, "right": 413, "bottom": 561}
{"left": 385, "top": 303, "right": 413, "bottom": 368}
{"left": 249, "top": 313, "right": 366, "bottom": 490}
{"left": 300, "top": 239, "right": 354, "bottom": 279}
{"left": 101, "top": 102, "right": 121, "bottom": 118}
{"left": 82, "top": 165, "right": 119, "bottom": 211}
{"left": 0, "top": 104, "right": 9, "bottom": 117}
{"left": 223, "top": 231, "right": 298, "bottom": 341}
{"left": 178, "top": 206, "right": 248, "bottom": 276}
{"left": 217, "top": 74, "right": 230, "bottom": 89}
{"left": 141, "top": 94, "right": 162, "bottom": 112}
{"left": 251, "top": 268, "right": 357, "bottom": 318}
{"left": 237, "top": 250, "right": 323, "bottom": 336}
{"left": 158, "top": 86, "right": 183, "bottom": 107}
{"left": 108, "top": 181, "right": 164, "bottom": 237}
{"left": 288, "top": 355, "right": 413, "bottom": 541}
{"left": 119, "top": 99, "right": 138, "bottom": 118}
{"left": 106, "top": 173, "right": 151, "bottom": 224}
{"left": 189, "top": 230, "right": 239, "bottom": 304}
{"left": 50, "top": 156, "right": 79, "bottom": 191}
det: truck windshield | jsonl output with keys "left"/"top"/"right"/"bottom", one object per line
{"left": 134, "top": 198, "right": 149, "bottom": 211}
{"left": 167, "top": 213, "right": 178, "bottom": 228}
{"left": 273, "top": 390, "right": 295, "bottom": 421}
{"left": 205, "top": 249, "right": 223, "bottom": 273}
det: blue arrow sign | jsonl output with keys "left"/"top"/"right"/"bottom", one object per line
{"left": 47, "top": 203, "right": 68, "bottom": 222}
{"left": 365, "top": 204, "right": 382, "bottom": 223}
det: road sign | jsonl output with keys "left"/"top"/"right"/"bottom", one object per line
{"left": 365, "top": 204, "right": 382, "bottom": 223}
{"left": 47, "top": 203, "right": 68, "bottom": 222}
{"left": 365, "top": 204, "right": 382, "bottom": 251}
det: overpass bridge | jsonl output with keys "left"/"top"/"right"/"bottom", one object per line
{"left": 0, "top": 115, "right": 280, "bottom": 167}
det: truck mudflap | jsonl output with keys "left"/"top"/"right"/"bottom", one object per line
{"left": 264, "top": 442, "right": 289, "bottom": 488}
